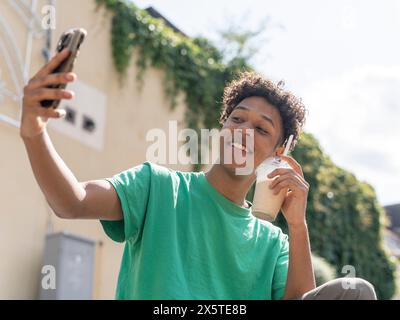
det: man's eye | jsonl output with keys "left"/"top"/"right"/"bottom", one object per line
{"left": 232, "top": 117, "right": 243, "bottom": 122}
{"left": 256, "top": 127, "right": 268, "bottom": 135}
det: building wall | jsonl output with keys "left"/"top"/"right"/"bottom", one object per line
{"left": 0, "top": 0, "right": 191, "bottom": 299}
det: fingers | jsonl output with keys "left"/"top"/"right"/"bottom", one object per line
{"left": 266, "top": 160, "right": 310, "bottom": 196}
{"left": 34, "top": 106, "right": 67, "bottom": 119}
{"left": 28, "top": 72, "right": 77, "bottom": 90}
{"left": 29, "top": 88, "right": 75, "bottom": 102}
{"left": 268, "top": 168, "right": 295, "bottom": 179}
{"left": 270, "top": 176, "right": 309, "bottom": 195}
{"left": 32, "top": 48, "right": 70, "bottom": 80}
{"left": 269, "top": 173, "right": 304, "bottom": 189}
{"left": 270, "top": 179, "right": 292, "bottom": 195}
{"left": 279, "top": 155, "right": 304, "bottom": 177}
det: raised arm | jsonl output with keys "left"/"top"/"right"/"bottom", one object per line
{"left": 268, "top": 155, "right": 315, "bottom": 299}
{"left": 20, "top": 49, "right": 122, "bottom": 221}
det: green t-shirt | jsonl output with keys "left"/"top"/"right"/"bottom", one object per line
{"left": 100, "top": 161, "right": 289, "bottom": 300}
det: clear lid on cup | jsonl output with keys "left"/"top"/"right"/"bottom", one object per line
{"left": 255, "top": 156, "right": 290, "bottom": 182}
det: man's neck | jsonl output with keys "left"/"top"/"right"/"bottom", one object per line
{"left": 205, "top": 163, "right": 255, "bottom": 208}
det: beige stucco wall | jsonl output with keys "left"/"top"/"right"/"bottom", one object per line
{"left": 0, "top": 0, "right": 192, "bottom": 299}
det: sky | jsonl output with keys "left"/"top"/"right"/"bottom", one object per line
{"left": 133, "top": 0, "right": 400, "bottom": 206}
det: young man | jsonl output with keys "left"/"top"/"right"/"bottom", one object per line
{"left": 21, "top": 49, "right": 377, "bottom": 300}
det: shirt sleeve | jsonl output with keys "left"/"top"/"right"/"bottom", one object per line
{"left": 100, "top": 162, "right": 152, "bottom": 243}
{"left": 271, "top": 230, "right": 289, "bottom": 300}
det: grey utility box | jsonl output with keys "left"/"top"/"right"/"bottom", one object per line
{"left": 39, "top": 232, "right": 96, "bottom": 300}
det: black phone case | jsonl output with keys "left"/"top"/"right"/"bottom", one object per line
{"left": 40, "top": 28, "right": 87, "bottom": 109}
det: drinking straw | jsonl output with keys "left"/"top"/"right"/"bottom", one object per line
{"left": 283, "top": 134, "right": 294, "bottom": 156}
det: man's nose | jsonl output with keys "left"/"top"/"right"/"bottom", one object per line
{"left": 231, "top": 128, "right": 254, "bottom": 146}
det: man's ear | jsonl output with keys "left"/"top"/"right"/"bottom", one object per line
{"left": 275, "top": 146, "right": 285, "bottom": 156}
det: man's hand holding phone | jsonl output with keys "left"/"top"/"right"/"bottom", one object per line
{"left": 20, "top": 48, "right": 76, "bottom": 140}
{"left": 19, "top": 28, "right": 123, "bottom": 222}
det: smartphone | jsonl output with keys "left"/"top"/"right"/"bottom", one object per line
{"left": 40, "top": 28, "right": 87, "bottom": 109}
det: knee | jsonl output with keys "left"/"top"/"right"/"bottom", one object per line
{"left": 354, "top": 278, "right": 377, "bottom": 300}
{"left": 337, "top": 277, "right": 377, "bottom": 300}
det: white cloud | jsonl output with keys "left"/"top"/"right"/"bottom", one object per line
{"left": 302, "top": 65, "right": 400, "bottom": 206}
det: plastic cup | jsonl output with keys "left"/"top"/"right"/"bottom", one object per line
{"left": 252, "top": 156, "right": 290, "bottom": 221}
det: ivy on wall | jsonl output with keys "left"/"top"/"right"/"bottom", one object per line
{"left": 96, "top": 0, "right": 396, "bottom": 299}
{"left": 96, "top": 0, "right": 250, "bottom": 133}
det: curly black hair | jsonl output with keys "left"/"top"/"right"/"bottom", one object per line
{"left": 220, "top": 72, "right": 307, "bottom": 151}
